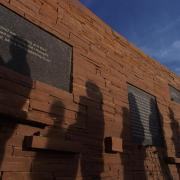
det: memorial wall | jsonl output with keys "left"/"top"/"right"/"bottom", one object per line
{"left": 0, "top": 0, "right": 179, "bottom": 179}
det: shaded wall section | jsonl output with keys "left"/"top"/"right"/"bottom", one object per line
{"left": 0, "top": 0, "right": 180, "bottom": 179}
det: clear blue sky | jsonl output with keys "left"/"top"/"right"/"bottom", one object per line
{"left": 80, "top": 0, "right": 180, "bottom": 75}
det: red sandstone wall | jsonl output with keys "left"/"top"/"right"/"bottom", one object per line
{"left": 0, "top": 0, "right": 179, "bottom": 179}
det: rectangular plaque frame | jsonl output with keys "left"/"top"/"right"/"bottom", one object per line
{"left": 169, "top": 85, "right": 180, "bottom": 104}
{"left": 128, "top": 84, "right": 163, "bottom": 146}
{"left": 0, "top": 4, "right": 72, "bottom": 92}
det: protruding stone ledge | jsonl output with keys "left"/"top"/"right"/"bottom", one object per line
{"left": 104, "top": 137, "right": 123, "bottom": 153}
{"left": 165, "top": 157, "right": 180, "bottom": 164}
{"left": 24, "top": 136, "right": 82, "bottom": 153}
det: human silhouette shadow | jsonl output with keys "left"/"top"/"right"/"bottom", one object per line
{"left": 124, "top": 92, "right": 146, "bottom": 179}
{"left": 46, "top": 100, "right": 66, "bottom": 137}
{"left": 121, "top": 107, "right": 132, "bottom": 180}
{"left": 169, "top": 107, "right": 180, "bottom": 157}
{"left": 0, "top": 55, "right": 4, "bottom": 65}
{"left": 5, "top": 35, "right": 30, "bottom": 76}
{"left": 67, "top": 81, "right": 104, "bottom": 179}
{"left": 149, "top": 99, "right": 172, "bottom": 179}
{"left": 149, "top": 98, "right": 164, "bottom": 146}
{"left": 30, "top": 100, "right": 74, "bottom": 179}
{"left": 169, "top": 107, "right": 180, "bottom": 178}
{"left": 0, "top": 35, "right": 31, "bottom": 170}
{"left": 82, "top": 81, "right": 104, "bottom": 180}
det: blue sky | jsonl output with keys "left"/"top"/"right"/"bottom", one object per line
{"left": 80, "top": 0, "right": 180, "bottom": 75}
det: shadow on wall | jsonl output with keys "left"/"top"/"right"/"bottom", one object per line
{"left": 0, "top": 35, "right": 31, "bottom": 172}
{"left": 169, "top": 107, "right": 180, "bottom": 157}
{"left": 124, "top": 92, "right": 173, "bottom": 179}
{"left": 169, "top": 107, "right": 180, "bottom": 178}
{"left": 67, "top": 81, "right": 104, "bottom": 179}
{"left": 31, "top": 81, "right": 104, "bottom": 179}
{"left": 81, "top": 81, "right": 104, "bottom": 179}
{"left": 121, "top": 107, "right": 132, "bottom": 180}
{"left": 121, "top": 93, "right": 146, "bottom": 180}
{"left": 1, "top": 35, "right": 31, "bottom": 76}
{"left": 149, "top": 99, "right": 160, "bottom": 146}
{"left": 159, "top": 112, "right": 173, "bottom": 179}
{"left": 149, "top": 100, "right": 173, "bottom": 179}
{"left": 30, "top": 100, "right": 80, "bottom": 179}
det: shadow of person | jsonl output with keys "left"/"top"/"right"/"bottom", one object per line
{"left": 121, "top": 107, "right": 132, "bottom": 180}
{"left": 47, "top": 100, "right": 66, "bottom": 135}
{"left": 6, "top": 35, "right": 30, "bottom": 76}
{"left": 149, "top": 98, "right": 164, "bottom": 146}
{"left": 169, "top": 107, "right": 180, "bottom": 178}
{"left": 169, "top": 107, "right": 180, "bottom": 158}
{"left": 0, "top": 35, "right": 31, "bottom": 171}
{"left": 30, "top": 100, "right": 68, "bottom": 180}
{"left": 125, "top": 92, "right": 146, "bottom": 179}
{"left": 149, "top": 99, "right": 172, "bottom": 179}
{"left": 67, "top": 81, "right": 104, "bottom": 179}
{"left": 81, "top": 81, "right": 104, "bottom": 180}
{"left": 0, "top": 55, "right": 4, "bottom": 65}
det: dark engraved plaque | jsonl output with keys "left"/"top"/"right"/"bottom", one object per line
{"left": 0, "top": 5, "right": 72, "bottom": 91}
{"left": 169, "top": 85, "right": 180, "bottom": 104}
{"left": 128, "top": 85, "right": 163, "bottom": 146}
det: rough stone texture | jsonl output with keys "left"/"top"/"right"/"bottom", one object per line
{"left": 0, "top": 0, "right": 179, "bottom": 179}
